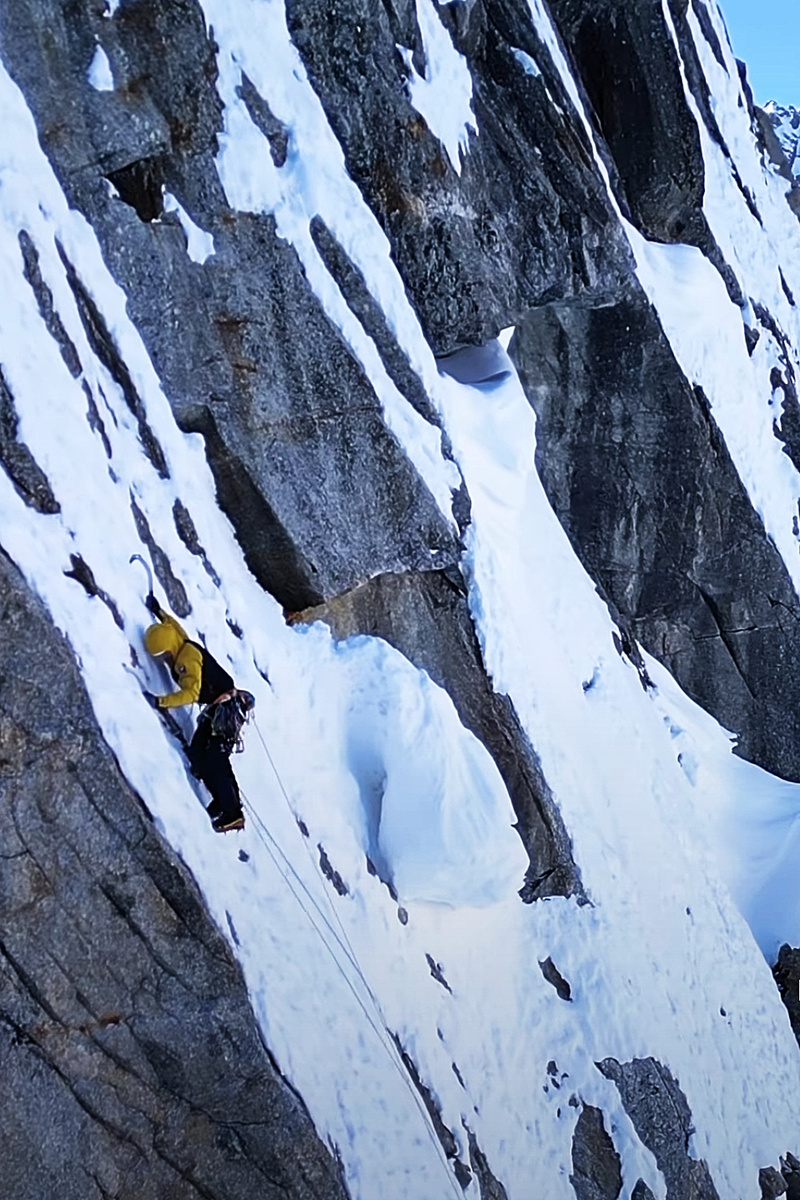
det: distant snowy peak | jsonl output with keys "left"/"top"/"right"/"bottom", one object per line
{"left": 765, "top": 102, "right": 800, "bottom": 175}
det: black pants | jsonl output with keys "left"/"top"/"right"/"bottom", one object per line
{"left": 189, "top": 716, "right": 242, "bottom": 823}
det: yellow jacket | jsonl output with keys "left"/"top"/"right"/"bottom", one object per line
{"left": 146, "top": 611, "right": 203, "bottom": 708}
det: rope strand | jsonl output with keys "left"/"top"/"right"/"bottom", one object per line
{"left": 238, "top": 785, "right": 464, "bottom": 1199}
{"left": 241, "top": 720, "right": 465, "bottom": 1199}
{"left": 250, "top": 716, "right": 367, "bottom": 977}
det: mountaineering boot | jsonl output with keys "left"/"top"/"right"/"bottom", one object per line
{"left": 212, "top": 813, "right": 245, "bottom": 833}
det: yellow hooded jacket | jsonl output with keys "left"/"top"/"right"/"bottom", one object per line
{"left": 144, "top": 610, "right": 203, "bottom": 709}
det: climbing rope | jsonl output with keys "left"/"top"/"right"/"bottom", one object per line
{"left": 239, "top": 724, "right": 466, "bottom": 1199}
{"left": 238, "top": 785, "right": 464, "bottom": 1199}
{"left": 249, "top": 714, "right": 367, "bottom": 978}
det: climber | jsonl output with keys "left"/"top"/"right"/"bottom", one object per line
{"left": 142, "top": 593, "right": 254, "bottom": 833}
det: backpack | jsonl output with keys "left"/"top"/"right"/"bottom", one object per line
{"left": 190, "top": 640, "right": 235, "bottom": 705}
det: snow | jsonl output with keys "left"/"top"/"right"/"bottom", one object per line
{"left": 516, "top": 0, "right": 800, "bottom": 969}
{"left": 644, "top": 652, "right": 800, "bottom": 961}
{"left": 3, "top": 1, "right": 800, "bottom": 1197}
{"left": 367, "top": 661, "right": 524, "bottom": 905}
{"left": 643, "top": 0, "right": 800, "bottom": 578}
{"left": 87, "top": 45, "right": 114, "bottom": 92}
{"left": 626, "top": 0, "right": 800, "bottom": 965}
{"left": 163, "top": 192, "right": 215, "bottom": 264}
{"left": 524, "top": 0, "right": 589, "bottom": 120}
{"left": 630, "top": 231, "right": 800, "bottom": 592}
{"left": 515, "top": 0, "right": 800, "bottom": 974}
{"left": 400, "top": 0, "right": 477, "bottom": 174}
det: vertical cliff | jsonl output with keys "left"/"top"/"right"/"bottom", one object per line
{"left": 1, "top": 1, "right": 800, "bottom": 1197}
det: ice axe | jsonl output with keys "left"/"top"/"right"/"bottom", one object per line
{"left": 130, "top": 553, "right": 159, "bottom": 614}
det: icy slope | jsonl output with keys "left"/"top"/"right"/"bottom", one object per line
{"left": 2, "top": 5, "right": 800, "bottom": 1194}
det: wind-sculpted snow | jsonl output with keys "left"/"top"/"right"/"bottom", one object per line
{"left": 2, "top": 0, "right": 800, "bottom": 1197}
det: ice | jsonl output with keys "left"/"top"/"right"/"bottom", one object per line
{"left": 87, "top": 45, "right": 113, "bottom": 92}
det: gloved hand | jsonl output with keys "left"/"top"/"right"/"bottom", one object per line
{"left": 145, "top": 593, "right": 161, "bottom": 617}
{"left": 142, "top": 691, "right": 161, "bottom": 709}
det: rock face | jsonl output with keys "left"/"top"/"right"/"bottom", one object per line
{"left": 774, "top": 945, "right": 800, "bottom": 1041}
{"left": 764, "top": 104, "right": 800, "bottom": 179}
{"left": 546, "top": 0, "right": 749, "bottom": 304}
{"left": 546, "top": 0, "right": 706, "bottom": 245}
{"left": 513, "top": 285, "right": 800, "bottom": 781}
{"left": 756, "top": 104, "right": 800, "bottom": 220}
{"left": 0, "top": 0, "right": 590, "bottom": 899}
{"left": 8, "top": 0, "right": 794, "bottom": 791}
{"left": 508, "top": 2, "right": 800, "bottom": 783}
{"left": 286, "top": 0, "right": 633, "bottom": 351}
{"left": 570, "top": 1104, "right": 622, "bottom": 1200}
{"left": 0, "top": 0, "right": 460, "bottom": 609}
{"left": 0, "top": 548, "right": 348, "bottom": 1199}
{"left": 596, "top": 1058, "right": 719, "bottom": 1200}
{"left": 1, "top": 0, "right": 800, "bottom": 1193}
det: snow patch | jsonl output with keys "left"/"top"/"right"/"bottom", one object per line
{"left": 87, "top": 45, "right": 114, "bottom": 92}
{"left": 400, "top": 0, "right": 477, "bottom": 174}
{"left": 163, "top": 192, "right": 215, "bottom": 264}
{"left": 512, "top": 47, "right": 541, "bottom": 78}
